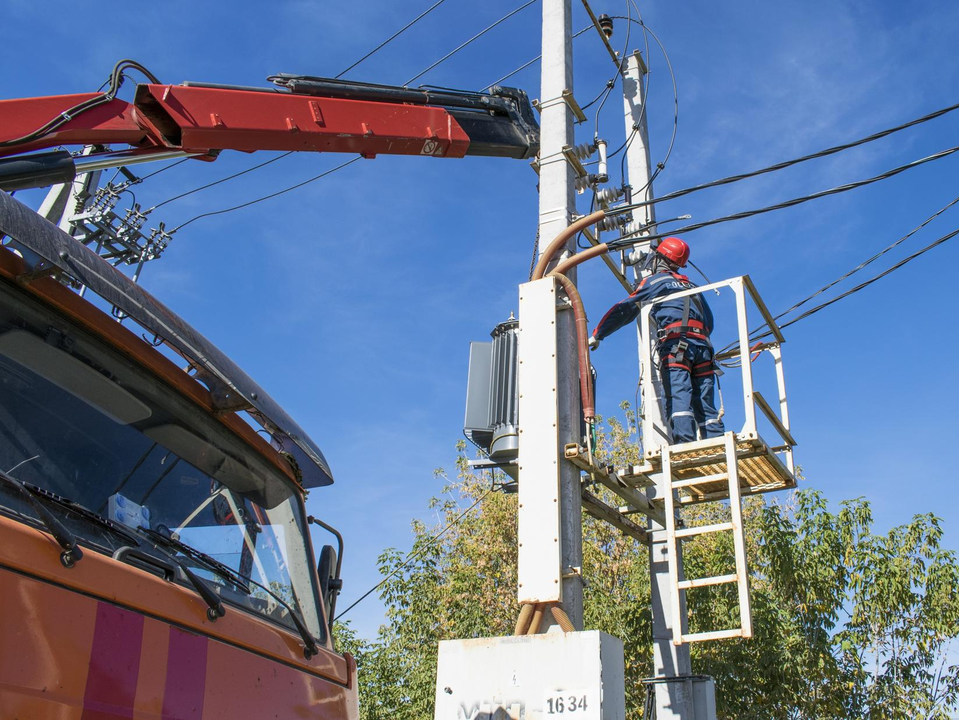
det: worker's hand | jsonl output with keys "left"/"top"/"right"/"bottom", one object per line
{"left": 588, "top": 335, "right": 599, "bottom": 351}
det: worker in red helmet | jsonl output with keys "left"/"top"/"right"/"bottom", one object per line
{"left": 588, "top": 237, "right": 724, "bottom": 444}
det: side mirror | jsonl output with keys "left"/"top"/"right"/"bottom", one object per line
{"left": 317, "top": 544, "right": 343, "bottom": 628}
{"left": 308, "top": 515, "right": 343, "bottom": 636}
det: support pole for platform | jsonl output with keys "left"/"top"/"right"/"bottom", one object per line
{"left": 622, "top": 46, "right": 705, "bottom": 720}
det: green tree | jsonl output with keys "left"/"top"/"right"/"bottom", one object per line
{"left": 338, "top": 408, "right": 958, "bottom": 719}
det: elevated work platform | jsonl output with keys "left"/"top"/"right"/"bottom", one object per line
{"left": 617, "top": 433, "right": 796, "bottom": 505}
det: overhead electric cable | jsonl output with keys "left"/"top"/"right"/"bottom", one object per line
{"left": 718, "top": 201, "right": 959, "bottom": 356}
{"left": 169, "top": 156, "right": 362, "bottom": 232}
{"left": 163, "top": 4, "right": 546, "bottom": 230}
{"left": 612, "top": 11, "right": 677, "bottom": 194}
{"left": 632, "top": 103, "right": 958, "bottom": 208}
{"left": 336, "top": 0, "right": 452, "bottom": 79}
{"left": 335, "top": 490, "right": 491, "bottom": 620}
{"left": 589, "top": 0, "right": 633, "bottom": 136}
{"left": 608, "top": 147, "right": 959, "bottom": 248}
{"left": 482, "top": 25, "right": 593, "bottom": 90}
{"left": 147, "top": 152, "right": 293, "bottom": 211}
{"left": 405, "top": 0, "right": 540, "bottom": 87}
{"left": 771, "top": 198, "right": 957, "bottom": 321}
{"left": 775, "top": 231, "right": 956, "bottom": 330}
{"left": 135, "top": 157, "right": 191, "bottom": 182}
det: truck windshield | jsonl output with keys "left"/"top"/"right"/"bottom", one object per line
{"left": 0, "top": 282, "right": 324, "bottom": 641}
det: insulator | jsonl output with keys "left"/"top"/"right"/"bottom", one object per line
{"left": 88, "top": 185, "right": 121, "bottom": 216}
{"left": 597, "top": 214, "right": 628, "bottom": 232}
{"left": 146, "top": 223, "right": 173, "bottom": 260}
{"left": 569, "top": 141, "right": 597, "bottom": 161}
{"left": 598, "top": 13, "right": 614, "bottom": 38}
{"left": 575, "top": 175, "right": 593, "bottom": 194}
{"left": 595, "top": 186, "right": 625, "bottom": 205}
{"left": 122, "top": 205, "right": 149, "bottom": 233}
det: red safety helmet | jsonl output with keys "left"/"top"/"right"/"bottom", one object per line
{"left": 655, "top": 236, "right": 690, "bottom": 267}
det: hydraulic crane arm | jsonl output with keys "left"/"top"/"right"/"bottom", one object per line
{"left": 0, "top": 75, "right": 540, "bottom": 191}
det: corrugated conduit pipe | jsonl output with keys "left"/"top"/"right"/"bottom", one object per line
{"left": 513, "top": 602, "right": 576, "bottom": 635}
{"left": 548, "top": 271, "right": 595, "bottom": 421}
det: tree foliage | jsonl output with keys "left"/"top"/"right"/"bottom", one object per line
{"left": 337, "top": 407, "right": 958, "bottom": 719}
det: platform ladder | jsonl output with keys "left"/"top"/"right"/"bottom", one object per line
{"left": 661, "top": 432, "right": 752, "bottom": 645}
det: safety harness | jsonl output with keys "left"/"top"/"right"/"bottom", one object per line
{"left": 653, "top": 273, "right": 718, "bottom": 376}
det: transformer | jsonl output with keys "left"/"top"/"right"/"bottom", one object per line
{"left": 463, "top": 314, "right": 520, "bottom": 467}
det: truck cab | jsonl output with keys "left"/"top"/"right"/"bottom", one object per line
{"left": 0, "top": 199, "right": 357, "bottom": 718}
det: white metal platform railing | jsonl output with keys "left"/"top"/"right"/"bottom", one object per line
{"left": 636, "top": 274, "right": 797, "bottom": 498}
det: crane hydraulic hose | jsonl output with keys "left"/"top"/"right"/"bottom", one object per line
{"left": 548, "top": 271, "right": 595, "bottom": 421}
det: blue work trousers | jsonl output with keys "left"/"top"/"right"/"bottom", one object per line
{"left": 658, "top": 339, "right": 724, "bottom": 444}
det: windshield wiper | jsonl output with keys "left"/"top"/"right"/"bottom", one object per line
{"left": 141, "top": 527, "right": 249, "bottom": 593}
{"left": 0, "top": 469, "right": 83, "bottom": 567}
{"left": 24, "top": 483, "right": 142, "bottom": 547}
{"left": 18, "top": 486, "right": 226, "bottom": 623}
{"left": 141, "top": 527, "right": 321, "bottom": 659}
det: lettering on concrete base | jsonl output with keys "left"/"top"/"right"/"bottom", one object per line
{"left": 458, "top": 701, "right": 524, "bottom": 719}
{"left": 544, "top": 689, "right": 590, "bottom": 715}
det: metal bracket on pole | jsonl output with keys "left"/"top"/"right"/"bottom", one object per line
{"left": 561, "top": 145, "right": 589, "bottom": 178}
{"left": 532, "top": 90, "right": 587, "bottom": 124}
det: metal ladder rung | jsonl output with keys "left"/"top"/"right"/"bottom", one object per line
{"left": 681, "top": 628, "right": 749, "bottom": 644}
{"left": 677, "top": 573, "right": 738, "bottom": 590}
{"left": 675, "top": 521, "right": 734, "bottom": 539}
{"left": 672, "top": 472, "right": 728, "bottom": 489}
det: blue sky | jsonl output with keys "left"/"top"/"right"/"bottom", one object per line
{"left": 3, "top": 0, "right": 957, "bottom": 642}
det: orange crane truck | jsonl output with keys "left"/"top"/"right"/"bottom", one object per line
{"left": 0, "top": 63, "right": 538, "bottom": 718}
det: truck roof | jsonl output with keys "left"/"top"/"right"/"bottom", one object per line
{"left": 0, "top": 189, "right": 333, "bottom": 488}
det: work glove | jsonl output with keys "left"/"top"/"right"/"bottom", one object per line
{"left": 588, "top": 335, "right": 600, "bottom": 351}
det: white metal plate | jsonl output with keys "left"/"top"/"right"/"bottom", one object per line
{"left": 434, "top": 631, "right": 625, "bottom": 720}
{"left": 517, "top": 278, "right": 562, "bottom": 604}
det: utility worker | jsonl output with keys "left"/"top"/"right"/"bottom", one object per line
{"left": 588, "top": 237, "right": 724, "bottom": 444}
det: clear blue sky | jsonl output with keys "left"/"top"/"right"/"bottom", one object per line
{"left": 3, "top": 0, "right": 957, "bottom": 642}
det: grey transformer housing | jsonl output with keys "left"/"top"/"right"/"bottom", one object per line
{"left": 463, "top": 315, "right": 519, "bottom": 466}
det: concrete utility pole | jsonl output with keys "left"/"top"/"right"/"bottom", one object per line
{"left": 522, "top": 0, "right": 584, "bottom": 629}
{"left": 621, "top": 50, "right": 693, "bottom": 719}
{"left": 621, "top": 51, "right": 713, "bottom": 720}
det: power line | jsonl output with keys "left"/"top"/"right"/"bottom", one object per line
{"left": 776, "top": 231, "right": 956, "bottom": 330}
{"left": 718, "top": 204, "right": 959, "bottom": 357}
{"left": 135, "top": 157, "right": 191, "bottom": 182}
{"left": 169, "top": 156, "right": 362, "bottom": 233}
{"left": 155, "top": 5, "right": 543, "bottom": 229}
{"left": 147, "top": 152, "right": 293, "bottom": 212}
{"left": 589, "top": 0, "right": 633, "bottom": 140}
{"left": 336, "top": 0, "right": 452, "bottom": 79}
{"left": 405, "top": 0, "right": 540, "bottom": 87}
{"left": 481, "top": 24, "right": 594, "bottom": 91}
{"left": 618, "top": 10, "right": 678, "bottom": 191}
{"left": 335, "top": 490, "right": 491, "bottom": 620}
{"left": 608, "top": 146, "right": 959, "bottom": 248}
{"left": 770, "top": 198, "right": 957, "bottom": 322}
{"left": 619, "top": 103, "right": 959, "bottom": 213}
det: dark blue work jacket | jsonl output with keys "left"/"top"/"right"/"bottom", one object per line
{"left": 592, "top": 271, "right": 715, "bottom": 345}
